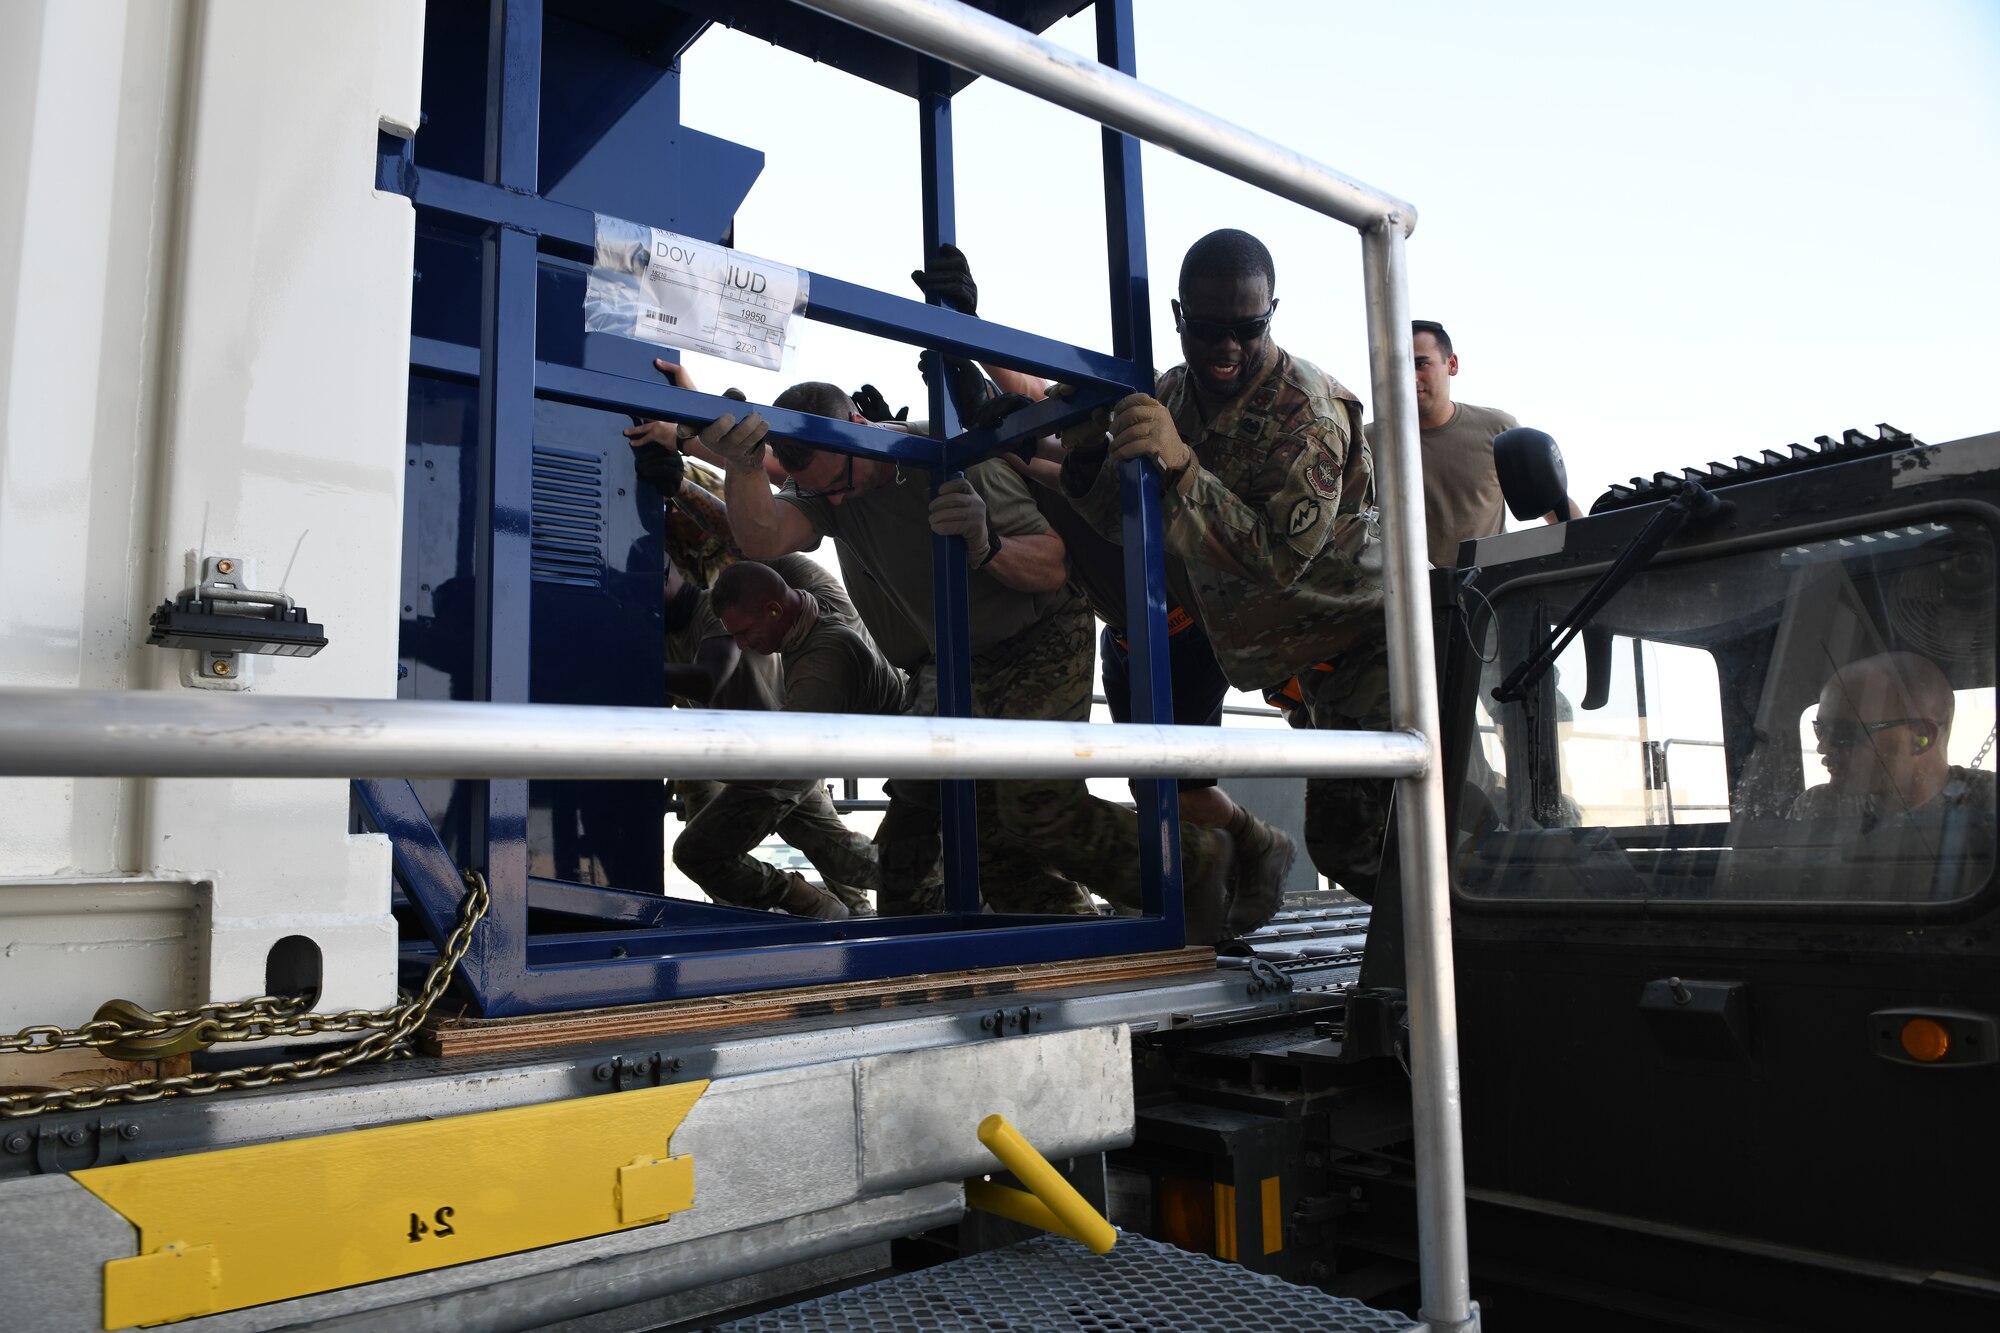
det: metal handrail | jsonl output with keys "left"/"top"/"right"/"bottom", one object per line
{"left": 0, "top": 688, "right": 1428, "bottom": 782}
{"left": 797, "top": 0, "right": 1416, "bottom": 237}
{"left": 1090, "top": 691, "right": 1286, "bottom": 721}
{"left": 1660, "top": 736, "right": 1726, "bottom": 826}
{"left": 793, "top": 4, "right": 1463, "bottom": 1325}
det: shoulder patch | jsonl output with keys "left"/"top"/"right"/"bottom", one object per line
{"left": 1286, "top": 495, "right": 1322, "bottom": 538}
{"left": 1307, "top": 448, "right": 1343, "bottom": 499}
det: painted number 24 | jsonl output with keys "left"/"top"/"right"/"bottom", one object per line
{"left": 408, "top": 1206, "right": 457, "bottom": 1243}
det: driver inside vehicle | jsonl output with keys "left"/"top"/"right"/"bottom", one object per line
{"left": 1793, "top": 651, "right": 1996, "bottom": 827}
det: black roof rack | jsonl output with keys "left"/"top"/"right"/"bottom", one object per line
{"left": 1590, "top": 423, "right": 1924, "bottom": 514}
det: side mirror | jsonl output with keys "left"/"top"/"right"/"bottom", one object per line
{"left": 1493, "top": 427, "right": 1570, "bottom": 521}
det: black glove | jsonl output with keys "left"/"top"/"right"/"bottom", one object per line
{"left": 964, "top": 391, "right": 1044, "bottom": 460}
{"left": 911, "top": 243, "right": 977, "bottom": 316}
{"left": 917, "top": 352, "right": 997, "bottom": 422}
{"left": 966, "top": 391, "right": 1035, "bottom": 432}
{"left": 631, "top": 440, "right": 686, "bottom": 495}
{"left": 851, "top": 383, "right": 909, "bottom": 423}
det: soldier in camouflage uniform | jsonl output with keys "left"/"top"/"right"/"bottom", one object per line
{"left": 661, "top": 457, "right": 736, "bottom": 589}
{"left": 697, "top": 382, "right": 1237, "bottom": 931}
{"left": 1061, "top": 228, "right": 1393, "bottom": 904}
{"left": 871, "top": 647, "right": 1096, "bottom": 918}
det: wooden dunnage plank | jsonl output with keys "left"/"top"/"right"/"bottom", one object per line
{"left": 422, "top": 947, "right": 1216, "bottom": 1057}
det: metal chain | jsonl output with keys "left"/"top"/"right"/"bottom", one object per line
{"left": 1972, "top": 725, "right": 1997, "bottom": 772}
{"left": 0, "top": 996, "right": 398, "bottom": 1060}
{"left": 0, "top": 871, "right": 489, "bottom": 1121}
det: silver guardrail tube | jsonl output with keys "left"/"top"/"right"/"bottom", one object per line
{"left": 0, "top": 688, "right": 1429, "bottom": 782}
{"left": 1365, "top": 222, "right": 1471, "bottom": 1328}
{"left": 792, "top": 2, "right": 1470, "bottom": 1326}
{"left": 797, "top": 0, "right": 1417, "bottom": 237}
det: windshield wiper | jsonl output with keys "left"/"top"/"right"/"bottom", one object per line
{"left": 1492, "top": 479, "right": 1723, "bottom": 705}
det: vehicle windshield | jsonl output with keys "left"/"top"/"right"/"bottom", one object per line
{"left": 1456, "top": 516, "right": 1997, "bottom": 906}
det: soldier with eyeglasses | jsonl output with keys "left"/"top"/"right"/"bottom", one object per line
{"left": 1793, "top": 651, "right": 1995, "bottom": 824}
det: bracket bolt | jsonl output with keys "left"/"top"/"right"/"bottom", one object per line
{"left": 118, "top": 1123, "right": 142, "bottom": 1141}
{"left": 215, "top": 559, "right": 235, "bottom": 575}
{"left": 60, "top": 1126, "right": 87, "bottom": 1147}
{"left": 210, "top": 660, "right": 232, "bottom": 677}
{"left": 593, "top": 1063, "right": 614, "bottom": 1081}
{"left": 2, "top": 1134, "right": 26, "bottom": 1153}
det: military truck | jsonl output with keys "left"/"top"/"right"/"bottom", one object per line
{"left": 1120, "top": 424, "right": 2000, "bottom": 1329}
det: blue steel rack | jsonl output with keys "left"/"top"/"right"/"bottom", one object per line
{"left": 371, "top": 0, "right": 1191, "bottom": 1018}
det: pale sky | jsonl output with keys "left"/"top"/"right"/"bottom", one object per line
{"left": 674, "top": 0, "right": 2000, "bottom": 507}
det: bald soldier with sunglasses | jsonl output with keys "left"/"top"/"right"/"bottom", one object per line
{"left": 1794, "top": 651, "right": 1996, "bottom": 826}
{"left": 1059, "top": 228, "right": 1395, "bottom": 906}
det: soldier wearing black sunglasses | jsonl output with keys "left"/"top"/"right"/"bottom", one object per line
{"left": 1059, "top": 228, "right": 1397, "bottom": 911}
{"left": 1794, "top": 651, "right": 1995, "bottom": 823}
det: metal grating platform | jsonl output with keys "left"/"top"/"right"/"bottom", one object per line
{"left": 712, "top": 1231, "right": 1415, "bottom": 1332}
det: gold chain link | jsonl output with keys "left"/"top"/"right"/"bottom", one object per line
{"left": 0, "top": 871, "right": 489, "bottom": 1121}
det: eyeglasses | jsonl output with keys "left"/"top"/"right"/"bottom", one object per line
{"left": 793, "top": 456, "right": 856, "bottom": 500}
{"left": 1812, "top": 716, "right": 1930, "bottom": 748}
{"left": 1172, "top": 300, "right": 1277, "bottom": 345}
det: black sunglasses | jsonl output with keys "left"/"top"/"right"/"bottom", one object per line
{"left": 794, "top": 455, "right": 857, "bottom": 500}
{"left": 1173, "top": 299, "right": 1277, "bottom": 345}
{"left": 1812, "top": 716, "right": 1930, "bottom": 748}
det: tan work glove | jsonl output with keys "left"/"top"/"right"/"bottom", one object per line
{"left": 700, "top": 412, "right": 770, "bottom": 473}
{"left": 1108, "top": 393, "right": 1192, "bottom": 476}
{"left": 928, "top": 478, "right": 994, "bottom": 567}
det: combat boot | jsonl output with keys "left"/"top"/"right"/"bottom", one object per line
{"left": 776, "top": 872, "right": 850, "bottom": 921}
{"left": 1180, "top": 826, "right": 1234, "bottom": 946}
{"left": 1226, "top": 813, "right": 1296, "bottom": 936}
{"left": 825, "top": 879, "right": 878, "bottom": 918}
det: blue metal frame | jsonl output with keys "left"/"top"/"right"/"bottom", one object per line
{"left": 1097, "top": 0, "right": 1182, "bottom": 919}
{"left": 917, "top": 57, "right": 982, "bottom": 914}
{"left": 376, "top": 0, "right": 1187, "bottom": 1017}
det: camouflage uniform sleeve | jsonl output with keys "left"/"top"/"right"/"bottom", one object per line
{"left": 1158, "top": 412, "right": 1355, "bottom": 590}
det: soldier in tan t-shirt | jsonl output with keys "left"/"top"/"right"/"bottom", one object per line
{"left": 660, "top": 554, "right": 879, "bottom": 919}
{"left": 666, "top": 560, "right": 918, "bottom": 921}
{"left": 1365, "top": 319, "right": 1579, "bottom": 567}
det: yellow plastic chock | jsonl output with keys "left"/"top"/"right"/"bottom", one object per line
{"left": 969, "top": 1113, "right": 1117, "bottom": 1254}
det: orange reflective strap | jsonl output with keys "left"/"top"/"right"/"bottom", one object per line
{"left": 1263, "top": 660, "right": 1335, "bottom": 712}
{"left": 1113, "top": 606, "right": 1198, "bottom": 653}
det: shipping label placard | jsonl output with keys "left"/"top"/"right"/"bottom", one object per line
{"left": 585, "top": 216, "right": 808, "bottom": 371}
